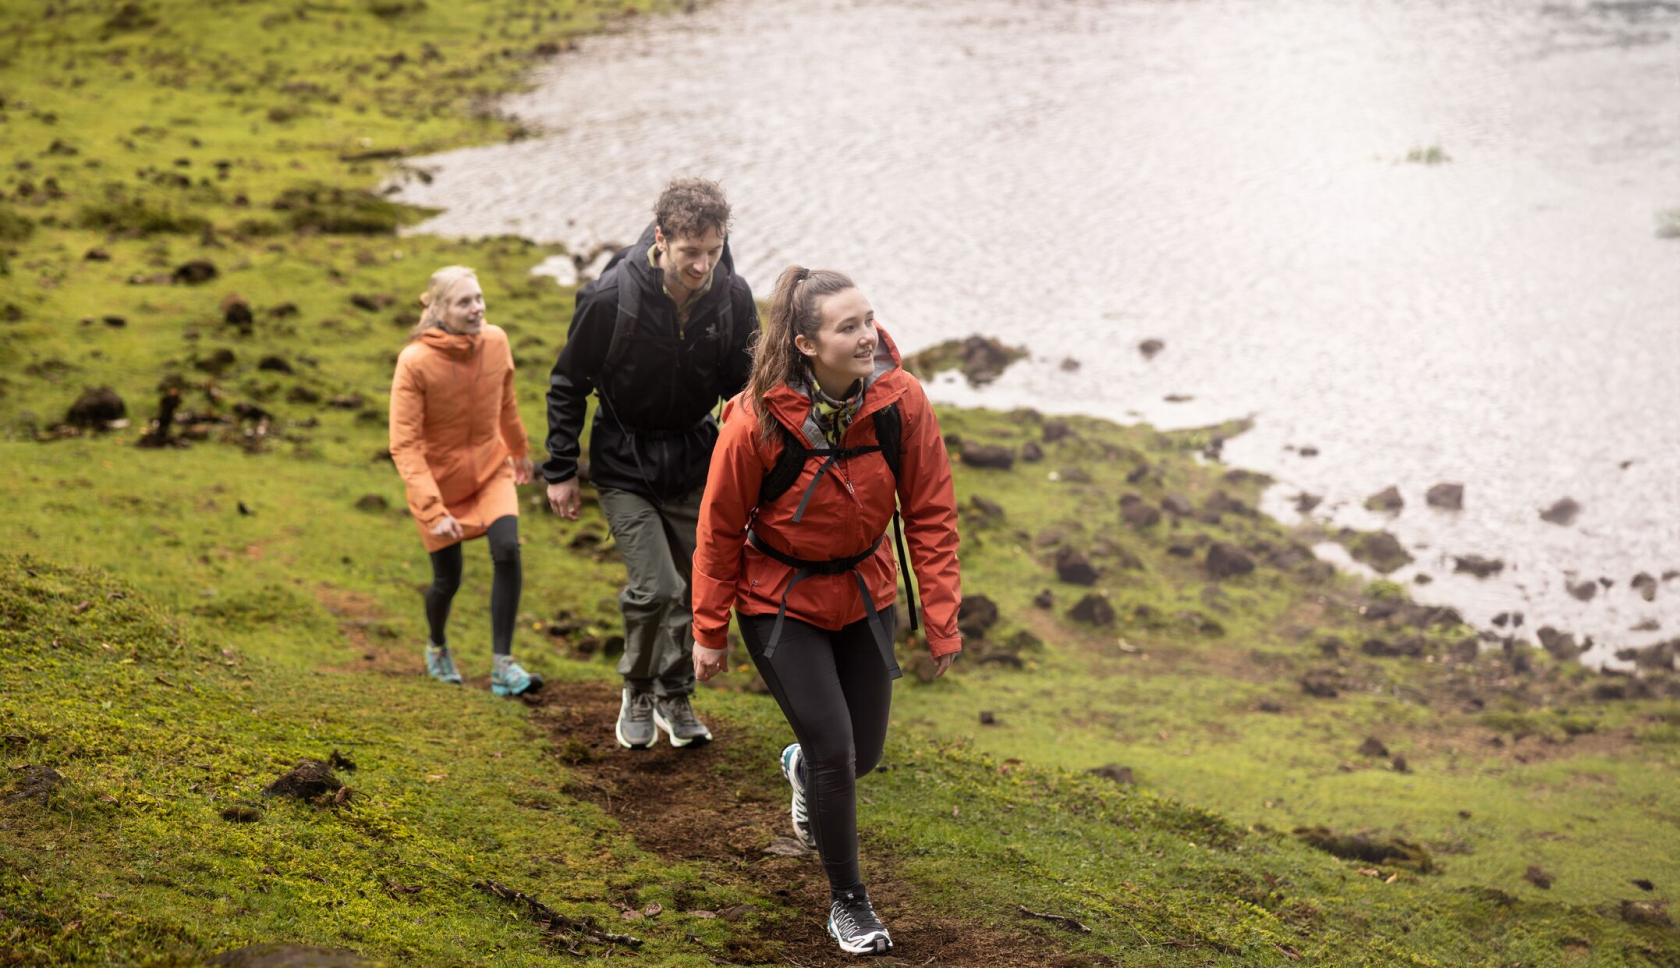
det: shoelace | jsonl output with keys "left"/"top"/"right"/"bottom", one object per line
{"left": 628, "top": 693, "right": 656, "bottom": 721}
{"left": 832, "top": 893, "right": 882, "bottom": 936}
{"left": 663, "top": 697, "right": 700, "bottom": 728}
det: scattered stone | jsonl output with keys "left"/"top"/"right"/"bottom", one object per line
{"left": 1205, "top": 542, "right": 1254, "bottom": 580}
{"left": 1414, "top": 573, "right": 1433, "bottom": 584}
{"left": 350, "top": 293, "right": 397, "bottom": 312}
{"left": 221, "top": 293, "right": 253, "bottom": 332}
{"left": 1453, "top": 555, "right": 1505, "bottom": 579}
{"left": 84, "top": 247, "right": 111, "bottom": 261}
{"left": 102, "top": 315, "right": 127, "bottom": 328}
{"left": 1257, "top": 700, "right": 1284, "bottom": 713}
{"left": 1041, "top": 419, "right": 1072, "bottom": 443}
{"left": 1634, "top": 879, "right": 1655, "bottom": 892}
{"left": 959, "top": 444, "right": 1015, "bottom": 470}
{"left": 1364, "top": 485, "right": 1404, "bottom": 512}
{"left": 328, "top": 393, "right": 366, "bottom": 410}
{"left": 1161, "top": 494, "right": 1193, "bottom": 517}
{"left": 270, "top": 302, "right": 300, "bottom": 318}
{"left": 1059, "top": 357, "right": 1080, "bottom": 372}
{"left": 979, "top": 711, "right": 997, "bottom": 726}
{"left": 172, "top": 259, "right": 219, "bottom": 285}
{"left": 1203, "top": 491, "right": 1253, "bottom": 519}
{"left": 1632, "top": 572, "right": 1657, "bottom": 601}
{"left": 904, "top": 334, "right": 1027, "bottom": 386}
{"left": 66, "top": 387, "right": 126, "bottom": 428}
{"left": 257, "top": 355, "right": 294, "bottom": 374}
{"left": 1567, "top": 580, "right": 1598, "bottom": 603}
{"left": 4, "top": 765, "right": 63, "bottom": 806}
{"left": 1426, "top": 483, "right": 1464, "bottom": 510}
{"left": 1523, "top": 866, "right": 1553, "bottom": 890}
{"left": 1120, "top": 498, "right": 1161, "bottom": 529}
{"left": 1032, "top": 589, "right": 1054, "bottom": 609}
{"left": 354, "top": 494, "right": 388, "bottom": 513}
{"left": 1137, "top": 338, "right": 1164, "bottom": 359}
{"left": 966, "top": 495, "right": 1005, "bottom": 524}
{"left": 1540, "top": 497, "right": 1581, "bottom": 526}
{"left": 904, "top": 652, "right": 939, "bottom": 684}
{"left": 1020, "top": 440, "right": 1044, "bottom": 462}
{"left": 207, "top": 946, "right": 372, "bottom": 968}
{"left": 1054, "top": 548, "right": 1100, "bottom": 585}
{"left": 1362, "top": 637, "right": 1426, "bottom": 658}
{"left": 263, "top": 760, "right": 342, "bottom": 800}
{"left": 1088, "top": 764, "right": 1134, "bottom": 784}
{"left": 957, "top": 595, "right": 1000, "bottom": 638}
{"left": 196, "top": 348, "right": 237, "bottom": 376}
{"left": 1293, "top": 826, "right": 1435, "bottom": 873}
{"left": 220, "top": 804, "right": 263, "bottom": 823}
{"left": 1493, "top": 612, "right": 1510, "bottom": 627}
{"left": 1318, "top": 637, "right": 1343, "bottom": 658}
{"left": 1535, "top": 627, "right": 1581, "bottom": 662}
{"left": 1630, "top": 618, "right": 1660, "bottom": 633}
{"left": 1619, "top": 900, "right": 1671, "bottom": 928}
{"left": 1357, "top": 737, "right": 1389, "bottom": 758}
{"left": 287, "top": 386, "right": 321, "bottom": 404}
{"left": 1298, "top": 445, "right": 1320, "bottom": 458}
{"left": 327, "top": 750, "right": 357, "bottom": 772}
{"left": 1390, "top": 754, "right": 1410, "bottom": 774}
{"left": 1068, "top": 593, "right": 1115, "bottom": 626}
{"left": 1295, "top": 492, "right": 1322, "bottom": 514}
{"left": 1167, "top": 543, "right": 1195, "bottom": 558}
{"left": 1299, "top": 670, "right": 1341, "bottom": 698}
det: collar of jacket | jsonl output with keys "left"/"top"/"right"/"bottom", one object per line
{"left": 766, "top": 323, "right": 908, "bottom": 446}
{"left": 418, "top": 327, "right": 482, "bottom": 359}
{"left": 622, "top": 220, "right": 735, "bottom": 320}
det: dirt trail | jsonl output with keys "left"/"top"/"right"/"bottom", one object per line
{"left": 526, "top": 680, "right": 1086, "bottom": 968}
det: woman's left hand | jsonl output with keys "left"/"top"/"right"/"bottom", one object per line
{"left": 512, "top": 456, "right": 534, "bottom": 485}
{"left": 934, "top": 653, "right": 957, "bottom": 678}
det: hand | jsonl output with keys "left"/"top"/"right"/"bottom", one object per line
{"left": 512, "top": 456, "right": 534, "bottom": 485}
{"left": 933, "top": 652, "right": 957, "bottom": 678}
{"left": 693, "top": 642, "right": 729, "bottom": 682}
{"left": 547, "top": 478, "right": 580, "bottom": 520}
{"left": 429, "top": 515, "right": 463, "bottom": 541}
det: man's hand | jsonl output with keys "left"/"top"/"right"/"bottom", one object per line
{"left": 429, "top": 515, "right": 464, "bottom": 541}
{"left": 547, "top": 478, "right": 580, "bottom": 520}
{"left": 693, "top": 642, "right": 729, "bottom": 682}
{"left": 933, "top": 653, "right": 957, "bottom": 678}
{"left": 512, "top": 456, "right": 534, "bottom": 485}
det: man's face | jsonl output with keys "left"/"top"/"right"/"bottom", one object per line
{"left": 655, "top": 226, "right": 725, "bottom": 294}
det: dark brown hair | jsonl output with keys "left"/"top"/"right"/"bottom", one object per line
{"left": 746, "top": 265, "right": 855, "bottom": 443}
{"left": 655, "top": 177, "right": 732, "bottom": 241}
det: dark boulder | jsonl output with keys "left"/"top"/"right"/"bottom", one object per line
{"left": 1295, "top": 492, "right": 1323, "bottom": 513}
{"left": 354, "top": 494, "right": 389, "bottom": 513}
{"left": 1120, "top": 499, "right": 1161, "bottom": 529}
{"left": 1161, "top": 494, "right": 1193, "bottom": 517}
{"left": 1358, "top": 737, "right": 1389, "bottom": 758}
{"left": 65, "top": 387, "right": 126, "bottom": 428}
{"left": 1041, "top": 419, "right": 1072, "bottom": 443}
{"left": 965, "top": 494, "right": 1005, "bottom": 524}
{"left": 1535, "top": 626, "right": 1581, "bottom": 661}
{"left": 1137, "top": 338, "right": 1164, "bottom": 360}
{"left": 1032, "top": 589, "right": 1054, "bottom": 609}
{"left": 959, "top": 444, "right": 1015, "bottom": 470}
{"left": 1453, "top": 555, "right": 1504, "bottom": 579}
{"left": 1566, "top": 580, "right": 1597, "bottom": 603}
{"left": 1300, "top": 670, "right": 1341, "bottom": 698}
{"left": 1540, "top": 497, "right": 1580, "bottom": 526}
{"left": 1020, "top": 440, "right": 1044, "bottom": 462}
{"left": 1365, "top": 485, "right": 1404, "bottom": 512}
{"left": 957, "top": 595, "right": 1000, "bottom": 638}
{"left": 1068, "top": 593, "right": 1115, "bottom": 626}
{"left": 1631, "top": 572, "right": 1657, "bottom": 602}
{"left": 221, "top": 293, "right": 253, "bottom": 332}
{"left": 1426, "top": 483, "right": 1464, "bottom": 510}
{"left": 1362, "top": 637, "right": 1427, "bottom": 658}
{"left": 1205, "top": 542, "right": 1254, "bottom": 580}
{"left": 173, "top": 259, "right": 219, "bottom": 285}
{"left": 196, "top": 348, "right": 237, "bottom": 376}
{"left": 263, "top": 760, "right": 343, "bottom": 800}
{"left": 257, "top": 355, "right": 294, "bottom": 374}
{"left": 1054, "top": 548, "right": 1100, "bottom": 585}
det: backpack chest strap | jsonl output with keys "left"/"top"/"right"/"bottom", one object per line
{"left": 790, "top": 444, "right": 882, "bottom": 523}
{"left": 746, "top": 529, "right": 902, "bottom": 680}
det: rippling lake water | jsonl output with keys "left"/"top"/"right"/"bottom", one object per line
{"left": 396, "top": 0, "right": 1680, "bottom": 659}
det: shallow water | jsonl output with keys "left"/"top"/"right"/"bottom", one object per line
{"left": 396, "top": 0, "right": 1680, "bottom": 659}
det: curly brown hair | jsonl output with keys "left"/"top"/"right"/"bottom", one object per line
{"left": 654, "top": 177, "right": 732, "bottom": 241}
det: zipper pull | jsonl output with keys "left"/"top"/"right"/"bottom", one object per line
{"left": 845, "top": 478, "right": 855, "bottom": 495}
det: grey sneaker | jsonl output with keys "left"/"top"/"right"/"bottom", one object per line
{"left": 652, "top": 694, "right": 713, "bottom": 748}
{"left": 828, "top": 889, "right": 892, "bottom": 955}
{"left": 616, "top": 687, "right": 658, "bottom": 750}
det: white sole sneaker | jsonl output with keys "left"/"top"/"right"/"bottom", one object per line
{"left": 828, "top": 916, "right": 891, "bottom": 955}
{"left": 615, "top": 690, "right": 658, "bottom": 750}
{"left": 651, "top": 707, "right": 711, "bottom": 748}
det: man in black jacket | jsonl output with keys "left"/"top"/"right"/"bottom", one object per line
{"left": 544, "top": 178, "right": 757, "bottom": 749}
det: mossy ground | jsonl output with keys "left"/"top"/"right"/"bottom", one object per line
{"left": 2, "top": 1, "right": 1677, "bottom": 965}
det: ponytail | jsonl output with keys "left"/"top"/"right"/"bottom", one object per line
{"left": 746, "top": 265, "right": 855, "bottom": 444}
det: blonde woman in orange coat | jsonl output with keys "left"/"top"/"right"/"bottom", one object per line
{"left": 390, "top": 265, "right": 543, "bottom": 697}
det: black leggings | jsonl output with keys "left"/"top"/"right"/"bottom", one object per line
{"left": 739, "top": 610, "right": 895, "bottom": 898}
{"left": 426, "top": 515, "right": 521, "bottom": 656}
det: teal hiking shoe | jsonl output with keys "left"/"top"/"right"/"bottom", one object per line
{"left": 780, "top": 743, "right": 815, "bottom": 849}
{"left": 425, "top": 645, "right": 463, "bottom": 685}
{"left": 490, "top": 656, "right": 544, "bottom": 697}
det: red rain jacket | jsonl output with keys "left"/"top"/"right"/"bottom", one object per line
{"left": 692, "top": 325, "right": 962, "bottom": 657}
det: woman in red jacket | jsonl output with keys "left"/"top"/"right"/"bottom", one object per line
{"left": 691, "top": 265, "right": 961, "bottom": 956}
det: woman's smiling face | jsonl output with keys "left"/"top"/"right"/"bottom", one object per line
{"left": 796, "top": 287, "right": 877, "bottom": 394}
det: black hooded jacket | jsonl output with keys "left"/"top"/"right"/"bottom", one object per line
{"left": 542, "top": 222, "right": 757, "bottom": 502}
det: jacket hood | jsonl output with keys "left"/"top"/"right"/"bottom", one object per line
{"left": 418, "top": 327, "right": 483, "bottom": 360}
{"left": 765, "top": 322, "right": 906, "bottom": 446}
{"left": 622, "top": 220, "right": 737, "bottom": 311}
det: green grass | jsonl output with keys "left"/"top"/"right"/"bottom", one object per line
{"left": 1, "top": 0, "right": 1676, "bottom": 965}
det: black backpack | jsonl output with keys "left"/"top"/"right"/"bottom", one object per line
{"left": 591, "top": 239, "right": 738, "bottom": 385}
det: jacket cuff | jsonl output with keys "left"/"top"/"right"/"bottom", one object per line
{"left": 927, "top": 635, "right": 962, "bottom": 658}
{"left": 541, "top": 467, "right": 577, "bottom": 485}
{"left": 693, "top": 625, "right": 730, "bottom": 651}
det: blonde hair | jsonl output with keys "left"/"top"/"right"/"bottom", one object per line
{"left": 745, "top": 265, "right": 855, "bottom": 444}
{"left": 408, "top": 265, "right": 480, "bottom": 339}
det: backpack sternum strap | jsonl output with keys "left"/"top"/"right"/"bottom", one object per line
{"left": 746, "top": 529, "right": 901, "bottom": 680}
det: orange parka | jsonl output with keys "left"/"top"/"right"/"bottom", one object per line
{"left": 389, "top": 324, "right": 530, "bottom": 552}
{"left": 692, "top": 325, "right": 962, "bottom": 658}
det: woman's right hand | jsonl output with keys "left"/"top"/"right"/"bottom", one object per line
{"left": 693, "top": 642, "right": 729, "bottom": 682}
{"left": 429, "top": 515, "right": 463, "bottom": 541}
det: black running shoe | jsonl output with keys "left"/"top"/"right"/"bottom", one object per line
{"left": 828, "top": 889, "right": 892, "bottom": 956}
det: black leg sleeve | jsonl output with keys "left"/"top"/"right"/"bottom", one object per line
{"left": 425, "top": 543, "right": 464, "bottom": 648}
{"left": 487, "top": 515, "right": 522, "bottom": 656}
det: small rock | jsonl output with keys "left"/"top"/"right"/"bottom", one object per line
{"left": 1631, "top": 572, "right": 1657, "bottom": 602}
{"left": 904, "top": 652, "right": 939, "bottom": 684}
{"left": 1493, "top": 612, "right": 1510, "bottom": 627}
{"left": 1088, "top": 764, "right": 1134, "bottom": 784}
{"left": 1137, "top": 338, "right": 1164, "bottom": 359}
{"left": 328, "top": 393, "right": 366, "bottom": 410}
{"left": 1205, "top": 542, "right": 1254, "bottom": 580}
{"left": 1365, "top": 485, "right": 1404, "bottom": 512}
{"left": 1161, "top": 494, "right": 1194, "bottom": 517}
{"left": 1535, "top": 626, "right": 1581, "bottom": 661}
{"left": 959, "top": 444, "right": 1015, "bottom": 470}
{"left": 286, "top": 386, "right": 320, "bottom": 404}
{"left": 1566, "top": 580, "right": 1597, "bottom": 603}
{"left": 1068, "top": 593, "right": 1115, "bottom": 626}
{"left": 978, "top": 711, "right": 996, "bottom": 726}
{"left": 349, "top": 293, "right": 397, "bottom": 312}
{"left": 354, "top": 494, "right": 388, "bottom": 513}
{"left": 1633, "top": 879, "right": 1655, "bottom": 892}
{"left": 1257, "top": 700, "right": 1284, "bottom": 713}
{"left": 66, "top": 387, "right": 126, "bottom": 428}
{"left": 966, "top": 495, "right": 1005, "bottom": 523}
{"left": 1539, "top": 497, "right": 1581, "bottom": 526}
{"left": 1295, "top": 492, "right": 1322, "bottom": 513}
{"left": 1121, "top": 500, "right": 1161, "bottom": 529}
{"left": 1298, "top": 445, "right": 1320, "bottom": 458}
{"left": 221, "top": 293, "right": 253, "bottom": 332}
{"left": 1357, "top": 737, "right": 1389, "bottom": 758}
{"left": 84, "top": 247, "right": 111, "bottom": 261}
{"left": 1058, "top": 356, "right": 1080, "bottom": 372}
{"left": 173, "top": 259, "right": 219, "bottom": 285}
{"left": 1032, "top": 589, "right": 1054, "bottom": 609}
{"left": 1299, "top": 671, "right": 1341, "bottom": 698}
{"left": 1426, "top": 483, "right": 1464, "bottom": 510}
{"left": 263, "top": 760, "right": 342, "bottom": 800}
{"left": 1390, "top": 754, "right": 1410, "bottom": 773}
{"left": 1453, "top": 555, "right": 1505, "bottom": 579}
{"left": 762, "top": 837, "right": 812, "bottom": 857}
{"left": 1055, "top": 548, "right": 1101, "bottom": 585}
{"left": 1041, "top": 420, "right": 1072, "bottom": 443}
{"left": 102, "top": 315, "right": 127, "bottom": 328}
{"left": 1523, "top": 866, "right": 1553, "bottom": 890}
{"left": 257, "top": 355, "right": 294, "bottom": 374}
{"left": 1020, "top": 440, "right": 1044, "bottom": 462}
{"left": 957, "top": 595, "right": 1000, "bottom": 638}
{"left": 196, "top": 348, "right": 237, "bottom": 376}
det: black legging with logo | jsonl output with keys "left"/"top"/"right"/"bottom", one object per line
{"left": 426, "top": 514, "right": 521, "bottom": 655}
{"left": 738, "top": 610, "right": 895, "bottom": 898}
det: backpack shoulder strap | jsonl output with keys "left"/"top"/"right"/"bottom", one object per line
{"left": 759, "top": 420, "right": 809, "bottom": 507}
{"left": 595, "top": 259, "right": 641, "bottom": 385}
{"left": 872, "top": 402, "right": 904, "bottom": 484}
